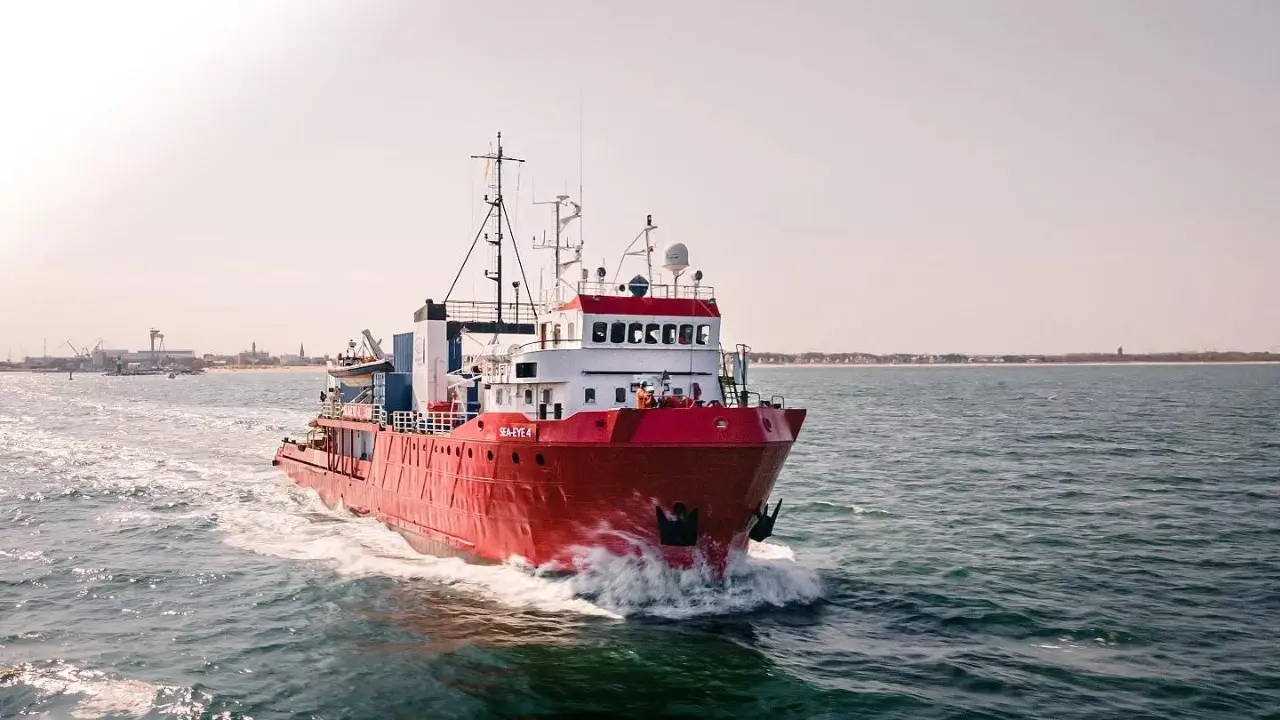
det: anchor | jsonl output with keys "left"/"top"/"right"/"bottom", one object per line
{"left": 747, "top": 498, "right": 782, "bottom": 542}
{"left": 655, "top": 502, "right": 699, "bottom": 546}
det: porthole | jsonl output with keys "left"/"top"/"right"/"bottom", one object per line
{"left": 535, "top": 454, "right": 545, "bottom": 466}
{"left": 714, "top": 418, "right": 728, "bottom": 430}
{"left": 487, "top": 450, "right": 494, "bottom": 461}
{"left": 512, "top": 452, "right": 520, "bottom": 464}
{"left": 478, "top": 420, "right": 485, "bottom": 430}
{"left": 467, "top": 448, "right": 473, "bottom": 458}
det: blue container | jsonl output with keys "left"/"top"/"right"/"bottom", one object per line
{"left": 392, "top": 332, "right": 414, "bottom": 373}
{"left": 382, "top": 372, "right": 413, "bottom": 413}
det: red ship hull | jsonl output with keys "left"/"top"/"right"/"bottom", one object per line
{"left": 273, "top": 405, "right": 806, "bottom": 576}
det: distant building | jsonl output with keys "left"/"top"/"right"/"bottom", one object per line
{"left": 92, "top": 348, "right": 197, "bottom": 370}
{"left": 235, "top": 341, "right": 277, "bottom": 366}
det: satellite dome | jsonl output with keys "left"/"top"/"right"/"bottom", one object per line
{"left": 662, "top": 242, "right": 689, "bottom": 276}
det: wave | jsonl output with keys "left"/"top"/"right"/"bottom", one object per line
{"left": 808, "top": 500, "right": 892, "bottom": 516}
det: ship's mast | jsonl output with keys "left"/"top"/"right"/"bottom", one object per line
{"left": 612, "top": 214, "right": 658, "bottom": 287}
{"left": 533, "top": 193, "right": 582, "bottom": 292}
{"left": 470, "top": 133, "right": 524, "bottom": 324}
{"left": 642, "top": 214, "right": 655, "bottom": 283}
{"left": 534, "top": 195, "right": 567, "bottom": 285}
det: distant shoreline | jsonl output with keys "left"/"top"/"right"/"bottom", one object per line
{"left": 0, "top": 365, "right": 329, "bottom": 375}
{"left": 204, "top": 366, "right": 325, "bottom": 373}
{"left": 754, "top": 361, "right": 1280, "bottom": 369}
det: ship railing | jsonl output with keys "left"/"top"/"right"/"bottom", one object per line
{"left": 389, "top": 409, "right": 478, "bottom": 435}
{"left": 320, "top": 400, "right": 389, "bottom": 424}
{"left": 539, "top": 283, "right": 577, "bottom": 308}
{"left": 419, "top": 410, "right": 476, "bottom": 434}
{"left": 339, "top": 403, "right": 377, "bottom": 422}
{"left": 647, "top": 283, "right": 715, "bottom": 300}
{"left": 444, "top": 300, "right": 540, "bottom": 324}
{"left": 573, "top": 280, "right": 715, "bottom": 300}
{"left": 501, "top": 337, "right": 584, "bottom": 358}
{"left": 320, "top": 398, "right": 343, "bottom": 419}
{"left": 390, "top": 410, "right": 415, "bottom": 433}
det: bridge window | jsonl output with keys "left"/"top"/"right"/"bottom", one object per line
{"left": 541, "top": 389, "right": 552, "bottom": 405}
{"left": 524, "top": 388, "right": 534, "bottom": 404}
{"left": 568, "top": 322, "right": 575, "bottom": 341}
{"left": 678, "top": 324, "right": 694, "bottom": 345}
{"left": 696, "top": 324, "right": 711, "bottom": 345}
{"left": 610, "top": 321, "right": 626, "bottom": 343}
{"left": 585, "top": 387, "right": 596, "bottom": 403}
{"left": 645, "top": 323, "right": 660, "bottom": 344}
{"left": 515, "top": 362, "right": 537, "bottom": 378}
{"left": 662, "top": 324, "right": 677, "bottom": 344}
{"left": 591, "top": 322, "right": 607, "bottom": 343}
{"left": 615, "top": 387, "right": 626, "bottom": 403}
{"left": 628, "top": 322, "right": 643, "bottom": 343}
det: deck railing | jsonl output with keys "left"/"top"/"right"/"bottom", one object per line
{"left": 573, "top": 280, "right": 715, "bottom": 300}
{"left": 390, "top": 409, "right": 477, "bottom": 435}
{"left": 320, "top": 400, "right": 387, "bottom": 425}
{"left": 320, "top": 398, "right": 343, "bottom": 419}
{"left": 444, "top": 300, "right": 540, "bottom": 324}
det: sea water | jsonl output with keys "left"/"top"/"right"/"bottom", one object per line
{"left": 2, "top": 365, "right": 1277, "bottom": 718}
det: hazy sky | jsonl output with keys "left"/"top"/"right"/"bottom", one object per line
{"left": 2, "top": 0, "right": 1277, "bottom": 357}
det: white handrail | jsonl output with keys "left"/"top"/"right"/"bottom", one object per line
{"left": 572, "top": 280, "right": 714, "bottom": 300}
{"left": 390, "top": 409, "right": 477, "bottom": 435}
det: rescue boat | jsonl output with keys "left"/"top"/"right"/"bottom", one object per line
{"left": 326, "top": 333, "right": 395, "bottom": 387}
{"left": 273, "top": 133, "right": 806, "bottom": 577}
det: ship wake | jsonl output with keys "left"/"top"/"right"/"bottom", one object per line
{"left": 216, "top": 486, "right": 822, "bottom": 620}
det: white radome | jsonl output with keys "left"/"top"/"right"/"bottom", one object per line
{"left": 662, "top": 242, "right": 690, "bottom": 276}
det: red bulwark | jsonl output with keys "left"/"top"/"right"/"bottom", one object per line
{"left": 273, "top": 405, "right": 805, "bottom": 576}
{"left": 559, "top": 295, "right": 720, "bottom": 318}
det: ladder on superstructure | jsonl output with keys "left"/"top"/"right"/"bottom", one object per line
{"left": 718, "top": 350, "right": 743, "bottom": 408}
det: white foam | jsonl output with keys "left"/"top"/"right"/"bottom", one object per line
{"left": 213, "top": 485, "right": 822, "bottom": 620}
{"left": 0, "top": 662, "right": 169, "bottom": 719}
{"left": 561, "top": 540, "right": 821, "bottom": 619}
{"left": 748, "top": 539, "right": 796, "bottom": 561}
{"left": 215, "top": 491, "right": 622, "bottom": 618}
